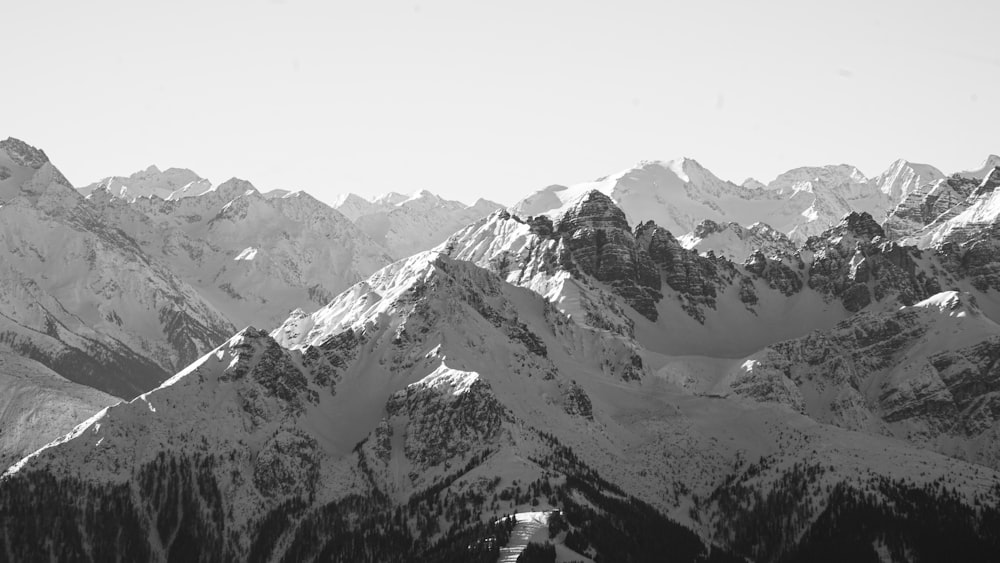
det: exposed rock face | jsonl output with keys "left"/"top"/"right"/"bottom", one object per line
{"left": 679, "top": 219, "right": 796, "bottom": 261}
{"left": 808, "top": 211, "right": 886, "bottom": 244}
{"left": 884, "top": 175, "right": 978, "bottom": 239}
{"left": 385, "top": 368, "right": 510, "bottom": 472}
{"left": 635, "top": 221, "right": 740, "bottom": 322}
{"left": 806, "top": 213, "right": 940, "bottom": 312}
{"left": 561, "top": 381, "right": 594, "bottom": 419}
{"left": 743, "top": 251, "right": 804, "bottom": 296}
{"left": 723, "top": 355, "right": 807, "bottom": 414}
{"left": 0, "top": 138, "right": 51, "bottom": 170}
{"left": 937, "top": 224, "right": 1000, "bottom": 293}
{"left": 972, "top": 167, "right": 1000, "bottom": 197}
{"left": 555, "top": 192, "right": 662, "bottom": 320}
{"left": 896, "top": 168, "right": 1000, "bottom": 251}
{"left": 726, "top": 294, "right": 1000, "bottom": 468}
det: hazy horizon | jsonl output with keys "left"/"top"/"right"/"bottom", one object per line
{"left": 6, "top": 0, "right": 998, "bottom": 206}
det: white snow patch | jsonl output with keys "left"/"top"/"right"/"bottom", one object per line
{"left": 412, "top": 363, "right": 479, "bottom": 396}
{"left": 909, "top": 291, "right": 981, "bottom": 318}
{"left": 234, "top": 247, "right": 258, "bottom": 261}
{"left": 498, "top": 511, "right": 552, "bottom": 563}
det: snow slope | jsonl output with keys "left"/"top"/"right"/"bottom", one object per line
{"left": 0, "top": 353, "right": 117, "bottom": 470}
{"left": 0, "top": 139, "right": 233, "bottom": 396}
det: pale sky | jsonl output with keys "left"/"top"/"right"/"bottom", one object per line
{"left": 5, "top": 0, "right": 998, "bottom": 205}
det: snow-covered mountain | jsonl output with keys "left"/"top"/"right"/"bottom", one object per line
{"left": 510, "top": 159, "right": 898, "bottom": 247}
{"left": 0, "top": 353, "right": 117, "bottom": 469}
{"left": 85, "top": 175, "right": 394, "bottom": 330}
{"left": 78, "top": 165, "right": 212, "bottom": 201}
{"left": 5, "top": 138, "right": 1000, "bottom": 560}
{"left": 721, "top": 290, "right": 1000, "bottom": 468}
{"left": 5, "top": 247, "right": 1000, "bottom": 560}
{"left": 957, "top": 154, "right": 1000, "bottom": 180}
{"left": 871, "top": 159, "right": 946, "bottom": 202}
{"left": 900, "top": 167, "right": 1000, "bottom": 248}
{"left": 508, "top": 158, "right": 975, "bottom": 259}
{"left": 445, "top": 192, "right": 964, "bottom": 357}
{"left": 0, "top": 138, "right": 234, "bottom": 397}
{"left": 334, "top": 189, "right": 502, "bottom": 259}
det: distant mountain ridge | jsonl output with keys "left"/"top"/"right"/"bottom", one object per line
{"left": 332, "top": 189, "right": 503, "bottom": 259}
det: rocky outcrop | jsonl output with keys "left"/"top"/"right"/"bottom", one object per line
{"left": 939, "top": 236, "right": 1000, "bottom": 293}
{"left": 554, "top": 192, "right": 663, "bottom": 320}
{"left": 885, "top": 175, "right": 982, "bottom": 240}
{"left": 743, "top": 251, "right": 804, "bottom": 296}
{"left": 884, "top": 175, "right": 978, "bottom": 239}
{"left": 680, "top": 219, "right": 796, "bottom": 260}
{"left": 727, "top": 296, "right": 1000, "bottom": 468}
{"left": 806, "top": 213, "right": 940, "bottom": 311}
{"left": 635, "top": 221, "right": 743, "bottom": 321}
{"left": 385, "top": 367, "right": 510, "bottom": 472}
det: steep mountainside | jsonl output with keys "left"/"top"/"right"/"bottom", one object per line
{"left": 0, "top": 353, "right": 117, "bottom": 469}
{"left": 884, "top": 174, "right": 981, "bottom": 239}
{"left": 0, "top": 138, "right": 233, "bottom": 397}
{"left": 4, "top": 253, "right": 999, "bottom": 561}
{"left": 446, "top": 192, "right": 954, "bottom": 357}
{"left": 903, "top": 167, "right": 1000, "bottom": 248}
{"left": 872, "top": 159, "right": 946, "bottom": 202}
{"left": 720, "top": 291, "right": 1000, "bottom": 469}
{"left": 85, "top": 177, "right": 393, "bottom": 330}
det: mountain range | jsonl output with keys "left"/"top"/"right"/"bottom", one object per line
{"left": 2, "top": 137, "right": 1000, "bottom": 561}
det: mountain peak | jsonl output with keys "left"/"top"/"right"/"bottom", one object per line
{"left": 823, "top": 211, "right": 885, "bottom": 242}
{"left": 404, "top": 189, "right": 441, "bottom": 203}
{"left": 957, "top": 155, "right": 1000, "bottom": 180}
{"left": 974, "top": 166, "right": 1000, "bottom": 196}
{"left": 470, "top": 197, "right": 501, "bottom": 210}
{"left": 555, "top": 190, "right": 629, "bottom": 233}
{"left": 212, "top": 177, "right": 259, "bottom": 199}
{"left": 0, "top": 138, "right": 50, "bottom": 169}
{"left": 332, "top": 192, "right": 370, "bottom": 206}
{"left": 373, "top": 191, "right": 409, "bottom": 206}
{"left": 874, "top": 159, "right": 945, "bottom": 200}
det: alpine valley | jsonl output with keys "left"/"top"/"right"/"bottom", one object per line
{"left": 2, "top": 137, "right": 1000, "bottom": 562}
